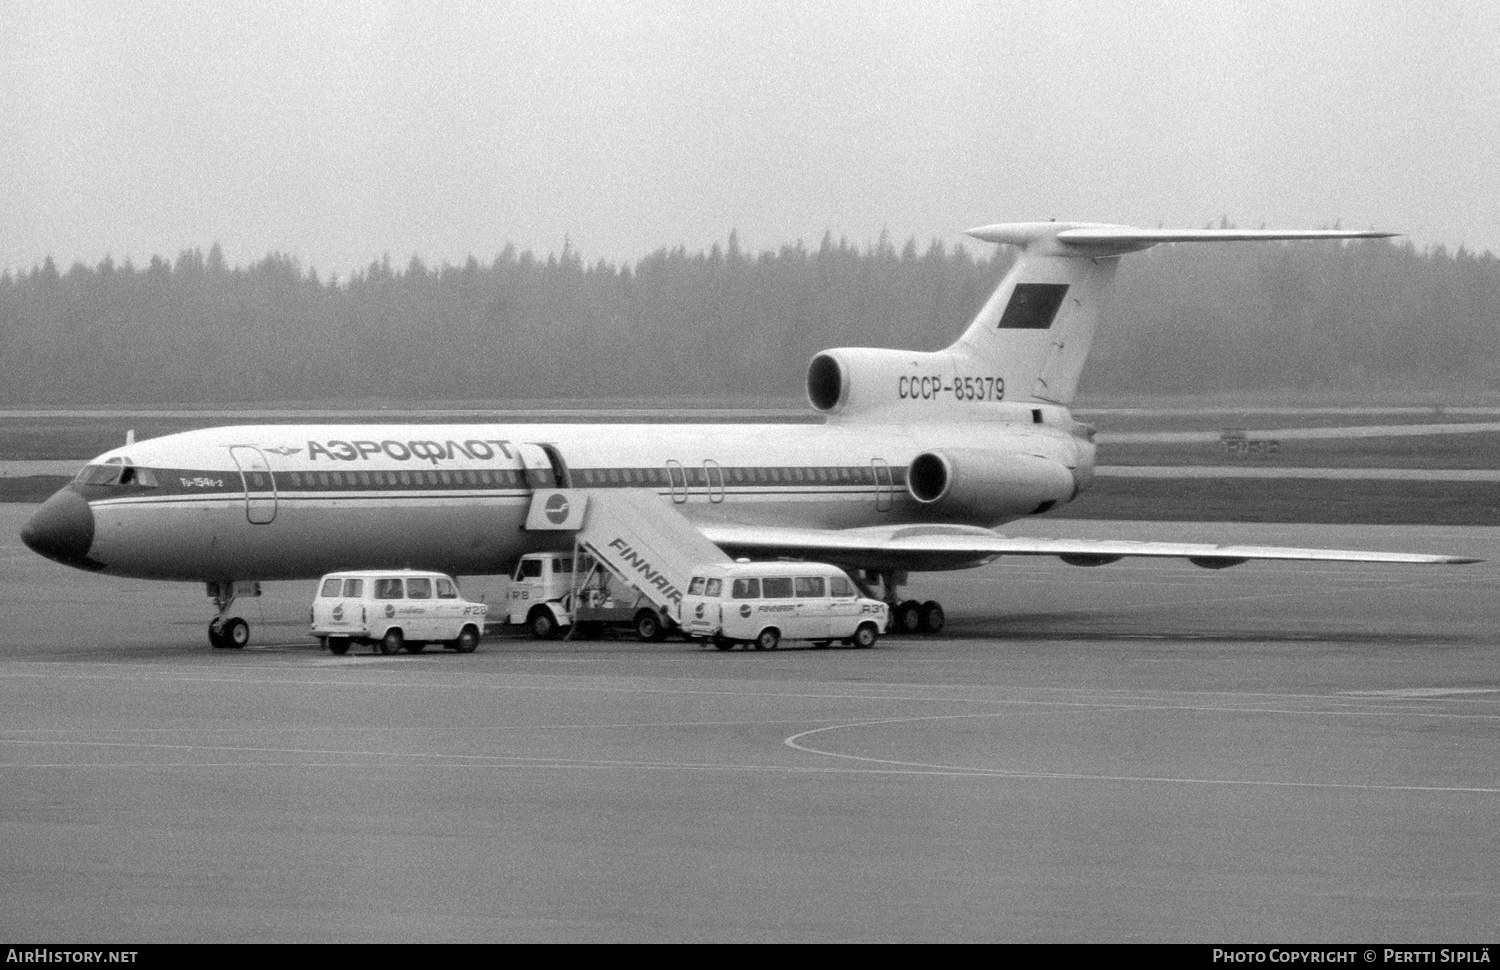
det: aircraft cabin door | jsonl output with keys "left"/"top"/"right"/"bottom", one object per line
{"left": 871, "top": 459, "right": 893, "bottom": 512}
{"left": 516, "top": 443, "right": 569, "bottom": 490}
{"left": 229, "top": 445, "right": 277, "bottom": 525}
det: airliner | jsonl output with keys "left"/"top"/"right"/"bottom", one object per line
{"left": 20, "top": 222, "right": 1479, "bottom": 648}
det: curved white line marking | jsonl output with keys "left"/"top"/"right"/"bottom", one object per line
{"left": 784, "top": 713, "right": 1500, "bottom": 795}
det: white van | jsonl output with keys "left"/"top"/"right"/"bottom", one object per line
{"left": 311, "top": 569, "right": 488, "bottom": 655}
{"left": 679, "top": 562, "right": 887, "bottom": 650}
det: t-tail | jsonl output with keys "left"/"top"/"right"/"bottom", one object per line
{"left": 806, "top": 222, "right": 1395, "bottom": 419}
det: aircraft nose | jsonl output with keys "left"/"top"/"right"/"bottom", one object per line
{"left": 21, "top": 488, "right": 97, "bottom": 568}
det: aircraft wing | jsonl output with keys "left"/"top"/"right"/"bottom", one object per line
{"left": 696, "top": 522, "right": 1481, "bottom": 572}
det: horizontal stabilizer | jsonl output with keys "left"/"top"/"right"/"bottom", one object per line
{"left": 965, "top": 222, "right": 1397, "bottom": 256}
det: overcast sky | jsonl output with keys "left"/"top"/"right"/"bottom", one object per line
{"left": 4, "top": 0, "right": 1498, "bottom": 275}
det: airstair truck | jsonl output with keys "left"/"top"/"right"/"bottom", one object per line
{"left": 508, "top": 488, "right": 732, "bottom": 640}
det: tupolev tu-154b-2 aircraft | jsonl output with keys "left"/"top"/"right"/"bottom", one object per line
{"left": 21, "top": 222, "right": 1480, "bottom": 649}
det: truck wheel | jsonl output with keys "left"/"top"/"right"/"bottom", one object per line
{"left": 754, "top": 628, "right": 779, "bottom": 651}
{"left": 327, "top": 636, "right": 351, "bottom": 655}
{"left": 379, "top": 629, "right": 404, "bottom": 655}
{"left": 528, "top": 608, "right": 558, "bottom": 640}
{"left": 852, "top": 623, "right": 878, "bottom": 649}
{"left": 453, "top": 626, "right": 480, "bottom": 653}
{"left": 634, "top": 610, "right": 664, "bottom": 642}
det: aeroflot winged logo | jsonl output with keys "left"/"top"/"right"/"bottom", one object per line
{"left": 607, "top": 537, "right": 683, "bottom": 604}
{"left": 544, "top": 493, "right": 570, "bottom": 524}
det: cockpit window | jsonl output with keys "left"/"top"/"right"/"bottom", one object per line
{"left": 78, "top": 465, "right": 123, "bottom": 486}
{"left": 75, "top": 463, "right": 159, "bottom": 488}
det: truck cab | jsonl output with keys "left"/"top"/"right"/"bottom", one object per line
{"left": 506, "top": 552, "right": 673, "bottom": 641}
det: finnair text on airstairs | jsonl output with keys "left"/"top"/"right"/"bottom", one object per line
{"left": 605, "top": 536, "right": 684, "bottom": 605}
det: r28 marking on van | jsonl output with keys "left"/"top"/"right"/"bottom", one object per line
{"left": 897, "top": 376, "right": 1005, "bottom": 401}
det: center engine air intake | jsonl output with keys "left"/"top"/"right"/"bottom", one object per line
{"left": 905, "top": 448, "right": 1078, "bottom": 521}
{"left": 807, "top": 353, "right": 845, "bottom": 412}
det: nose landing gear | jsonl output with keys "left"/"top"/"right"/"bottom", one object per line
{"left": 207, "top": 581, "right": 259, "bottom": 649}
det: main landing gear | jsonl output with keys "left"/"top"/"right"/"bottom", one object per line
{"left": 207, "top": 581, "right": 260, "bottom": 649}
{"left": 861, "top": 570, "right": 946, "bottom": 636}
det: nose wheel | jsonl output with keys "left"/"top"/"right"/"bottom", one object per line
{"left": 207, "top": 583, "right": 252, "bottom": 649}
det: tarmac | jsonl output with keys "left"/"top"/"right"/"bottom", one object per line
{"left": 1, "top": 507, "right": 1497, "bottom": 942}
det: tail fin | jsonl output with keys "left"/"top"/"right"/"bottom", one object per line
{"left": 950, "top": 222, "right": 1395, "bottom": 405}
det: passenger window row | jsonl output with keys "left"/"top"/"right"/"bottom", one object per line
{"left": 136, "top": 465, "right": 902, "bottom": 491}
{"left": 686, "top": 575, "right": 853, "bottom": 600}
{"left": 318, "top": 577, "right": 457, "bottom": 600}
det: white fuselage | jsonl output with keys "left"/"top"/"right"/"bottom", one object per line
{"left": 61, "top": 412, "right": 1087, "bottom": 582}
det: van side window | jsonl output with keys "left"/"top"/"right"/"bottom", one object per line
{"left": 731, "top": 578, "right": 760, "bottom": 599}
{"left": 436, "top": 577, "right": 457, "bottom": 599}
{"left": 794, "top": 577, "right": 826, "bottom": 598}
{"left": 517, "top": 559, "right": 543, "bottom": 580}
{"left": 407, "top": 578, "right": 433, "bottom": 599}
{"left": 320, "top": 578, "right": 342, "bottom": 598}
{"left": 705, "top": 578, "right": 722, "bottom": 597}
{"left": 762, "top": 577, "right": 793, "bottom": 599}
{"left": 688, "top": 577, "right": 706, "bottom": 595}
{"left": 344, "top": 579, "right": 363, "bottom": 597}
{"left": 375, "top": 578, "right": 404, "bottom": 599}
{"left": 830, "top": 575, "right": 854, "bottom": 597}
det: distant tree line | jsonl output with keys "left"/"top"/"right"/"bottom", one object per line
{"left": 1, "top": 230, "right": 1496, "bottom": 405}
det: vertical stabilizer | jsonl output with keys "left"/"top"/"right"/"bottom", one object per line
{"left": 951, "top": 222, "right": 1395, "bottom": 406}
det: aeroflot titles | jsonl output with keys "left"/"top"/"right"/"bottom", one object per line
{"left": 305, "top": 439, "right": 516, "bottom": 464}
{"left": 607, "top": 537, "right": 683, "bottom": 605}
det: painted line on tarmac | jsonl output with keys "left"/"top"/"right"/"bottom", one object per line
{"left": 783, "top": 712, "right": 1500, "bottom": 794}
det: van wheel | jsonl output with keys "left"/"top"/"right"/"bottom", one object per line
{"left": 919, "top": 601, "right": 945, "bottom": 634}
{"left": 528, "top": 608, "right": 558, "bottom": 640}
{"left": 713, "top": 635, "right": 734, "bottom": 651}
{"left": 403, "top": 640, "right": 425, "bottom": 654}
{"left": 852, "top": 623, "right": 879, "bottom": 649}
{"left": 453, "top": 626, "right": 480, "bottom": 653}
{"left": 327, "top": 636, "right": 351, "bottom": 656}
{"left": 754, "top": 628, "right": 779, "bottom": 651}
{"left": 379, "top": 629, "right": 404, "bottom": 655}
{"left": 634, "top": 610, "right": 664, "bottom": 642}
